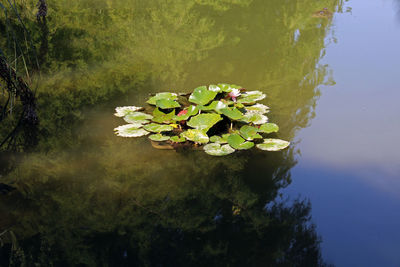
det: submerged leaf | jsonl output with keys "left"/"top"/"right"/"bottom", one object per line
{"left": 152, "top": 108, "right": 176, "bottom": 124}
{"left": 170, "top": 136, "right": 186, "bottom": 143}
{"left": 155, "top": 99, "right": 180, "bottom": 109}
{"left": 220, "top": 107, "right": 243, "bottom": 120}
{"left": 239, "top": 125, "right": 262, "bottom": 140}
{"left": 124, "top": 112, "right": 153, "bottom": 124}
{"left": 241, "top": 113, "right": 268, "bottom": 125}
{"left": 237, "top": 91, "right": 266, "bottom": 104}
{"left": 114, "top": 124, "right": 149, "bottom": 137}
{"left": 256, "top": 139, "right": 290, "bottom": 151}
{"left": 245, "top": 103, "right": 270, "bottom": 114}
{"left": 147, "top": 92, "right": 178, "bottom": 105}
{"left": 114, "top": 106, "right": 143, "bottom": 117}
{"left": 149, "top": 134, "right": 171, "bottom": 141}
{"left": 187, "top": 113, "right": 222, "bottom": 132}
{"left": 143, "top": 123, "right": 174, "bottom": 133}
{"left": 181, "top": 129, "right": 209, "bottom": 144}
{"left": 259, "top": 123, "right": 279, "bottom": 133}
{"left": 203, "top": 143, "right": 235, "bottom": 156}
{"left": 189, "top": 86, "right": 218, "bottom": 105}
{"left": 227, "top": 134, "right": 254, "bottom": 150}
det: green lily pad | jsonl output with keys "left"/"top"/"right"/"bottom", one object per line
{"left": 256, "top": 139, "right": 290, "bottom": 151}
{"left": 181, "top": 129, "right": 209, "bottom": 144}
{"left": 202, "top": 101, "right": 228, "bottom": 113}
{"left": 114, "top": 106, "right": 143, "bottom": 117}
{"left": 237, "top": 91, "right": 266, "bottom": 104}
{"left": 124, "top": 112, "right": 153, "bottom": 124}
{"left": 220, "top": 107, "right": 243, "bottom": 120}
{"left": 208, "top": 84, "right": 223, "bottom": 93}
{"left": 173, "top": 105, "right": 199, "bottom": 121}
{"left": 189, "top": 86, "right": 218, "bottom": 105}
{"left": 170, "top": 136, "right": 186, "bottom": 143}
{"left": 187, "top": 113, "right": 222, "bottom": 132}
{"left": 203, "top": 143, "right": 235, "bottom": 156}
{"left": 209, "top": 134, "right": 230, "bottom": 144}
{"left": 149, "top": 134, "right": 171, "bottom": 141}
{"left": 259, "top": 123, "right": 279, "bottom": 133}
{"left": 143, "top": 123, "right": 174, "bottom": 133}
{"left": 241, "top": 113, "right": 268, "bottom": 125}
{"left": 239, "top": 125, "right": 262, "bottom": 140}
{"left": 147, "top": 92, "right": 178, "bottom": 105}
{"left": 218, "top": 83, "right": 242, "bottom": 92}
{"left": 114, "top": 124, "right": 150, "bottom": 137}
{"left": 245, "top": 103, "right": 270, "bottom": 114}
{"left": 152, "top": 108, "right": 176, "bottom": 124}
{"left": 155, "top": 99, "right": 180, "bottom": 109}
{"left": 227, "top": 134, "right": 255, "bottom": 150}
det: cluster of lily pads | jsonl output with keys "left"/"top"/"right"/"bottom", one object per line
{"left": 114, "top": 84, "right": 290, "bottom": 156}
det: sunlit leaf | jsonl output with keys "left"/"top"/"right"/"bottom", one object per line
{"left": 227, "top": 134, "right": 254, "bottom": 150}
{"left": 187, "top": 113, "right": 222, "bottom": 132}
{"left": 209, "top": 134, "right": 230, "bottom": 144}
{"left": 155, "top": 99, "right": 180, "bottom": 109}
{"left": 114, "top": 124, "right": 149, "bottom": 137}
{"left": 173, "top": 105, "right": 199, "bottom": 121}
{"left": 114, "top": 106, "right": 143, "bottom": 117}
{"left": 189, "top": 86, "right": 217, "bottom": 105}
{"left": 202, "top": 101, "right": 228, "bottom": 113}
{"left": 208, "top": 84, "right": 223, "bottom": 93}
{"left": 143, "top": 123, "right": 174, "bottom": 133}
{"left": 239, "top": 125, "right": 262, "bottom": 140}
{"left": 220, "top": 107, "right": 243, "bottom": 120}
{"left": 147, "top": 92, "right": 178, "bottom": 105}
{"left": 203, "top": 143, "right": 235, "bottom": 156}
{"left": 170, "top": 136, "right": 186, "bottom": 143}
{"left": 245, "top": 103, "right": 270, "bottom": 114}
{"left": 259, "top": 123, "right": 279, "bottom": 133}
{"left": 152, "top": 108, "right": 176, "bottom": 124}
{"left": 124, "top": 112, "right": 153, "bottom": 124}
{"left": 256, "top": 139, "right": 290, "bottom": 151}
{"left": 237, "top": 91, "right": 266, "bottom": 104}
{"left": 241, "top": 113, "right": 268, "bottom": 125}
{"left": 181, "top": 129, "right": 209, "bottom": 144}
{"left": 148, "top": 134, "right": 171, "bottom": 141}
{"left": 218, "top": 83, "right": 242, "bottom": 92}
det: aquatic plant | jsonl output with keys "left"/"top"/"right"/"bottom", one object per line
{"left": 114, "top": 84, "right": 290, "bottom": 156}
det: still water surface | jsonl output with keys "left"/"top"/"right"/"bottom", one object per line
{"left": 0, "top": 0, "right": 399, "bottom": 266}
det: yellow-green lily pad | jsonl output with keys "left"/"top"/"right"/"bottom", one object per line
{"left": 256, "top": 139, "right": 290, "bottom": 151}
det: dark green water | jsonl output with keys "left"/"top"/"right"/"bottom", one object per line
{"left": 1, "top": 0, "right": 399, "bottom": 266}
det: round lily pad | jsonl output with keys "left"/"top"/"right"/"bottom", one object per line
{"left": 114, "top": 106, "right": 143, "bottom": 117}
{"left": 238, "top": 91, "right": 266, "bottom": 104}
{"left": 256, "top": 138, "right": 290, "bottom": 151}
{"left": 147, "top": 92, "right": 178, "bottom": 105}
{"left": 143, "top": 123, "right": 174, "bottom": 133}
{"left": 203, "top": 143, "right": 235, "bottom": 156}
{"left": 114, "top": 124, "right": 150, "bottom": 137}
{"left": 152, "top": 108, "right": 176, "bottom": 124}
{"left": 239, "top": 125, "right": 262, "bottom": 140}
{"left": 241, "top": 113, "right": 268, "bottom": 125}
{"left": 245, "top": 103, "right": 270, "bottom": 114}
{"left": 227, "top": 134, "right": 255, "bottom": 150}
{"left": 187, "top": 113, "right": 222, "bottom": 132}
{"left": 181, "top": 129, "right": 209, "bottom": 144}
{"left": 155, "top": 99, "right": 180, "bottom": 109}
{"left": 170, "top": 136, "right": 186, "bottom": 143}
{"left": 220, "top": 107, "right": 243, "bottom": 120}
{"left": 149, "top": 134, "right": 171, "bottom": 141}
{"left": 189, "top": 86, "right": 218, "bottom": 105}
{"left": 259, "top": 123, "right": 279, "bottom": 134}
{"left": 124, "top": 112, "right": 153, "bottom": 124}
{"left": 173, "top": 105, "right": 199, "bottom": 121}
{"left": 209, "top": 134, "right": 230, "bottom": 144}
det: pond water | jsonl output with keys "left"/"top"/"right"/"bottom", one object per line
{"left": 0, "top": 0, "right": 399, "bottom": 266}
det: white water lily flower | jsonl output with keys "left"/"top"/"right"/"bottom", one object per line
{"left": 114, "top": 106, "right": 143, "bottom": 117}
{"left": 228, "top": 88, "right": 241, "bottom": 102}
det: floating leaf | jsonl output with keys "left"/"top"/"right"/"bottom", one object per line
{"left": 155, "top": 99, "right": 180, "bottom": 109}
{"left": 204, "top": 143, "right": 235, "bottom": 156}
{"left": 220, "top": 107, "right": 243, "bottom": 120}
{"left": 256, "top": 139, "right": 290, "bottom": 151}
{"left": 143, "top": 123, "right": 174, "bottom": 133}
{"left": 114, "top": 106, "right": 143, "bottom": 117}
{"left": 218, "top": 83, "right": 242, "bottom": 92}
{"left": 259, "top": 123, "right": 279, "bottom": 133}
{"left": 187, "top": 113, "right": 222, "bottom": 132}
{"left": 189, "top": 86, "right": 217, "bottom": 105}
{"left": 241, "top": 113, "right": 268, "bottom": 125}
{"left": 208, "top": 84, "right": 223, "bottom": 93}
{"left": 152, "top": 108, "right": 176, "bottom": 124}
{"left": 238, "top": 91, "right": 266, "bottom": 104}
{"left": 239, "top": 125, "right": 262, "bottom": 140}
{"left": 147, "top": 92, "right": 178, "bottom": 105}
{"left": 227, "top": 134, "right": 254, "bottom": 150}
{"left": 245, "top": 103, "right": 270, "bottom": 114}
{"left": 149, "top": 134, "right": 171, "bottom": 141}
{"left": 181, "top": 129, "right": 209, "bottom": 144}
{"left": 170, "top": 136, "right": 186, "bottom": 143}
{"left": 209, "top": 134, "right": 230, "bottom": 144}
{"left": 124, "top": 112, "right": 153, "bottom": 124}
{"left": 202, "top": 101, "right": 228, "bottom": 113}
{"left": 173, "top": 105, "right": 199, "bottom": 121}
{"left": 114, "top": 124, "right": 149, "bottom": 137}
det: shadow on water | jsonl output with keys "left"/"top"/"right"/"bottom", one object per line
{"left": 0, "top": 0, "right": 345, "bottom": 265}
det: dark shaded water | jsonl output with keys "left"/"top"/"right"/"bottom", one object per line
{"left": 0, "top": 0, "right": 399, "bottom": 266}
